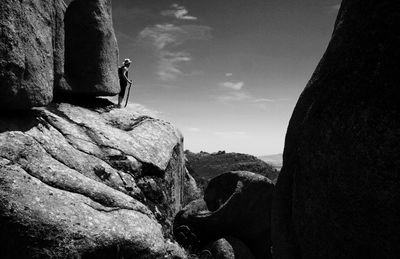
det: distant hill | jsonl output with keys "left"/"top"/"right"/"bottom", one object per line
{"left": 258, "top": 153, "right": 283, "bottom": 171}
{"left": 185, "top": 150, "right": 280, "bottom": 190}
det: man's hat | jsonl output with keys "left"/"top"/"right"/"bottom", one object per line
{"left": 123, "top": 58, "right": 132, "bottom": 65}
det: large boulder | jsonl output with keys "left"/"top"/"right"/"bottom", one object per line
{"left": 201, "top": 237, "right": 255, "bottom": 259}
{"left": 0, "top": 0, "right": 66, "bottom": 109}
{"left": 62, "top": 0, "right": 119, "bottom": 96}
{"left": 0, "top": 99, "right": 186, "bottom": 258}
{"left": 272, "top": 1, "right": 400, "bottom": 258}
{"left": 174, "top": 171, "right": 274, "bottom": 259}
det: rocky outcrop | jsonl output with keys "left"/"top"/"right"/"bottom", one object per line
{"left": 174, "top": 171, "right": 274, "bottom": 259}
{"left": 0, "top": 0, "right": 121, "bottom": 109}
{"left": 272, "top": 1, "right": 400, "bottom": 258}
{"left": 0, "top": 99, "right": 186, "bottom": 258}
{"left": 0, "top": 0, "right": 66, "bottom": 109}
{"left": 63, "top": 0, "right": 119, "bottom": 96}
{"left": 202, "top": 237, "right": 255, "bottom": 259}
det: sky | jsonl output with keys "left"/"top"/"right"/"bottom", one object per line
{"left": 112, "top": 0, "right": 341, "bottom": 156}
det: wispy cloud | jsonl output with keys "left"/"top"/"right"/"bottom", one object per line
{"left": 139, "top": 24, "right": 183, "bottom": 49}
{"left": 158, "top": 51, "right": 191, "bottom": 81}
{"left": 138, "top": 23, "right": 212, "bottom": 81}
{"left": 253, "top": 98, "right": 275, "bottom": 103}
{"left": 252, "top": 98, "right": 290, "bottom": 110}
{"left": 216, "top": 91, "right": 251, "bottom": 102}
{"left": 219, "top": 81, "right": 244, "bottom": 91}
{"left": 225, "top": 73, "right": 233, "bottom": 77}
{"left": 161, "top": 4, "right": 197, "bottom": 20}
{"left": 215, "top": 86, "right": 289, "bottom": 111}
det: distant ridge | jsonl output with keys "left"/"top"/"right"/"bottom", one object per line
{"left": 258, "top": 153, "right": 282, "bottom": 171}
{"left": 185, "top": 150, "right": 280, "bottom": 190}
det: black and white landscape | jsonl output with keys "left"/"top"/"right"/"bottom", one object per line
{"left": 1, "top": 0, "right": 399, "bottom": 259}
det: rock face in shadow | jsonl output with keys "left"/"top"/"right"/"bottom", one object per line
{"left": 63, "top": 0, "right": 119, "bottom": 96}
{"left": 0, "top": 0, "right": 121, "bottom": 109}
{"left": 0, "top": 0, "right": 66, "bottom": 109}
{"left": 0, "top": 99, "right": 186, "bottom": 258}
{"left": 203, "top": 237, "right": 255, "bottom": 259}
{"left": 174, "top": 171, "right": 274, "bottom": 259}
{"left": 272, "top": 1, "right": 400, "bottom": 258}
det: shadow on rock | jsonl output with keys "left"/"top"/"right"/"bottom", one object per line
{"left": 200, "top": 237, "right": 256, "bottom": 259}
{"left": 0, "top": 110, "right": 40, "bottom": 133}
{"left": 52, "top": 96, "right": 116, "bottom": 110}
{"left": 174, "top": 171, "right": 274, "bottom": 259}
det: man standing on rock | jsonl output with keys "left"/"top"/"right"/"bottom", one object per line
{"left": 118, "top": 58, "right": 133, "bottom": 107}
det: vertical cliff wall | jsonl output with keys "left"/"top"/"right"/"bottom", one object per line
{"left": 0, "top": 0, "right": 66, "bottom": 109}
{"left": 62, "top": 0, "right": 119, "bottom": 96}
{"left": 272, "top": 1, "right": 400, "bottom": 258}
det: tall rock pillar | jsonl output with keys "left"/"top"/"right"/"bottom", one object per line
{"left": 62, "top": 0, "right": 119, "bottom": 96}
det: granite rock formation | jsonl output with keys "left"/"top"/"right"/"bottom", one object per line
{"left": 0, "top": 0, "right": 121, "bottom": 110}
{"left": 63, "top": 0, "right": 119, "bottom": 96}
{"left": 174, "top": 171, "right": 274, "bottom": 259}
{"left": 0, "top": 99, "right": 187, "bottom": 258}
{"left": 272, "top": 1, "right": 400, "bottom": 258}
{"left": 0, "top": 0, "right": 66, "bottom": 109}
{"left": 202, "top": 237, "right": 255, "bottom": 259}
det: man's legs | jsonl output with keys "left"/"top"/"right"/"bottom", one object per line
{"left": 118, "top": 84, "right": 126, "bottom": 107}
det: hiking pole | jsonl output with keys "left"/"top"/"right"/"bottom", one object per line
{"left": 124, "top": 81, "right": 133, "bottom": 108}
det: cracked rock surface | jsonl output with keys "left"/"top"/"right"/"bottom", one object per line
{"left": 0, "top": 99, "right": 186, "bottom": 258}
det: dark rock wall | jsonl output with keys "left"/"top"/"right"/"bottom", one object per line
{"left": 63, "top": 0, "right": 119, "bottom": 96}
{"left": 175, "top": 171, "right": 274, "bottom": 259}
{"left": 272, "top": 1, "right": 400, "bottom": 258}
{"left": 0, "top": 0, "right": 66, "bottom": 109}
{"left": 0, "top": 0, "right": 120, "bottom": 109}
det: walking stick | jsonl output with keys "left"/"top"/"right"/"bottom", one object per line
{"left": 124, "top": 82, "right": 133, "bottom": 108}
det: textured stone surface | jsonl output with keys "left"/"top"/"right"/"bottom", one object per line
{"left": 0, "top": 99, "right": 186, "bottom": 258}
{"left": 63, "top": 0, "right": 119, "bottom": 96}
{"left": 204, "top": 237, "right": 255, "bottom": 259}
{"left": 175, "top": 171, "right": 274, "bottom": 259}
{"left": 0, "top": 0, "right": 66, "bottom": 109}
{"left": 183, "top": 168, "right": 202, "bottom": 206}
{"left": 272, "top": 1, "right": 400, "bottom": 258}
